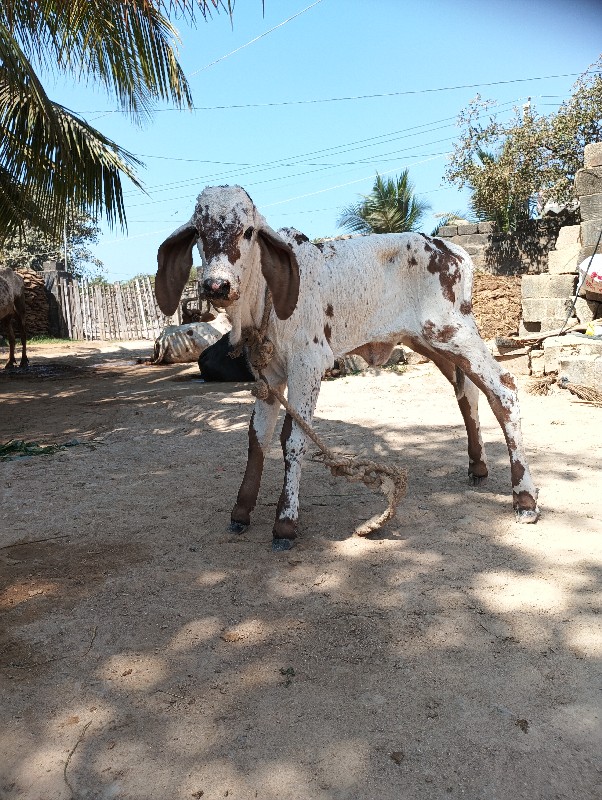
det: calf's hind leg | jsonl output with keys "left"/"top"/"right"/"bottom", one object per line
{"left": 421, "top": 324, "right": 539, "bottom": 522}
{"left": 406, "top": 339, "right": 488, "bottom": 484}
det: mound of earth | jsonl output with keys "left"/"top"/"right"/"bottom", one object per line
{"left": 472, "top": 273, "right": 522, "bottom": 340}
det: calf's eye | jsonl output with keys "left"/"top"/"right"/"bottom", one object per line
{"left": 244, "top": 226, "right": 254, "bottom": 240}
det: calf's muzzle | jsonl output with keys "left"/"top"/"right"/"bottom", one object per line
{"left": 202, "top": 277, "right": 231, "bottom": 300}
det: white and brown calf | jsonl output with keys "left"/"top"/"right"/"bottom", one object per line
{"left": 156, "top": 185, "right": 539, "bottom": 547}
{"left": 0, "top": 267, "right": 28, "bottom": 369}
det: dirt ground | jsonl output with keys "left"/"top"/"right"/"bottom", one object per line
{"left": 0, "top": 339, "right": 601, "bottom": 800}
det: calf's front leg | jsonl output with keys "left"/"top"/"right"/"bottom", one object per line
{"left": 272, "top": 367, "right": 322, "bottom": 549}
{"left": 230, "top": 385, "right": 284, "bottom": 533}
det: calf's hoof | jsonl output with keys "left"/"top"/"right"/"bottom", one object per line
{"left": 229, "top": 520, "right": 249, "bottom": 534}
{"left": 272, "top": 537, "right": 294, "bottom": 552}
{"left": 515, "top": 507, "right": 540, "bottom": 524}
{"left": 468, "top": 463, "right": 488, "bottom": 486}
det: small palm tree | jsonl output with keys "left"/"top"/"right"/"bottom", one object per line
{"left": 337, "top": 171, "right": 431, "bottom": 234}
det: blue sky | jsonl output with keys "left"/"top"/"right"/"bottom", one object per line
{"left": 45, "top": 0, "right": 602, "bottom": 282}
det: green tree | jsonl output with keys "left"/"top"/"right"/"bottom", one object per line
{"left": 445, "top": 58, "right": 602, "bottom": 231}
{"left": 337, "top": 171, "right": 432, "bottom": 235}
{"left": 0, "top": 212, "right": 105, "bottom": 280}
{"left": 0, "top": 1, "right": 224, "bottom": 243}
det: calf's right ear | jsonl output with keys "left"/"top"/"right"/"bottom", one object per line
{"left": 155, "top": 223, "right": 199, "bottom": 315}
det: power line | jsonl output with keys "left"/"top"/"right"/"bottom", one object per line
{"left": 124, "top": 145, "right": 453, "bottom": 209}
{"left": 125, "top": 100, "right": 520, "bottom": 198}
{"left": 189, "top": 0, "right": 325, "bottom": 76}
{"left": 76, "top": 72, "right": 584, "bottom": 114}
{"left": 99, "top": 155, "right": 451, "bottom": 245}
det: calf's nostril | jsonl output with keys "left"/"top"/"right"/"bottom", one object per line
{"left": 203, "top": 278, "right": 230, "bottom": 298}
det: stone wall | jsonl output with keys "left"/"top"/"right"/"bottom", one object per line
{"left": 438, "top": 217, "right": 569, "bottom": 275}
{"left": 517, "top": 142, "right": 602, "bottom": 336}
{"left": 575, "top": 142, "right": 602, "bottom": 265}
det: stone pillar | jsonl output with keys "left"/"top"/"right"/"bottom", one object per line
{"left": 575, "top": 142, "right": 602, "bottom": 287}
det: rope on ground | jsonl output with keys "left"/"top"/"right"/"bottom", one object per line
{"left": 236, "top": 289, "right": 408, "bottom": 535}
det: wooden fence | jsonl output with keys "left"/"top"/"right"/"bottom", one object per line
{"left": 52, "top": 275, "right": 196, "bottom": 341}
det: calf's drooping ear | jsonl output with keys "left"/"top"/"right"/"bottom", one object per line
{"left": 257, "top": 228, "right": 300, "bottom": 320}
{"left": 155, "top": 223, "right": 199, "bottom": 315}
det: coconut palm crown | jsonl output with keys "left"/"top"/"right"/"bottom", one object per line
{"left": 337, "top": 171, "right": 431, "bottom": 235}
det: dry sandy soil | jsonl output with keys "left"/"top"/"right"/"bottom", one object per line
{"left": 0, "top": 340, "right": 600, "bottom": 800}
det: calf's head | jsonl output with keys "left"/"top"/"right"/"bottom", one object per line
{"left": 156, "top": 185, "right": 299, "bottom": 320}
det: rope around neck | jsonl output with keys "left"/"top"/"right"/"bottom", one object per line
{"left": 232, "top": 289, "right": 408, "bottom": 536}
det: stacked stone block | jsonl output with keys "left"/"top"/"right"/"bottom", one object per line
{"left": 437, "top": 222, "right": 494, "bottom": 269}
{"left": 518, "top": 143, "right": 602, "bottom": 337}
{"left": 547, "top": 224, "right": 580, "bottom": 275}
{"left": 576, "top": 142, "right": 602, "bottom": 293}
{"left": 519, "top": 273, "right": 577, "bottom": 336}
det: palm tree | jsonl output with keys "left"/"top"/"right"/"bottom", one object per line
{"left": 337, "top": 171, "right": 431, "bottom": 235}
{"left": 0, "top": 1, "right": 200, "bottom": 243}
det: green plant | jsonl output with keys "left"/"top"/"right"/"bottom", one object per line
{"left": 445, "top": 59, "right": 602, "bottom": 232}
{"left": 337, "top": 171, "right": 431, "bottom": 234}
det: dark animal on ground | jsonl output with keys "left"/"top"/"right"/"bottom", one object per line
{"left": 199, "top": 332, "right": 255, "bottom": 382}
{"left": 0, "top": 268, "right": 28, "bottom": 369}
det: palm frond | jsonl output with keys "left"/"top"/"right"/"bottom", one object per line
{"left": 0, "top": 27, "right": 143, "bottom": 242}
{"left": 337, "top": 171, "right": 431, "bottom": 235}
{"left": 1, "top": 1, "right": 193, "bottom": 119}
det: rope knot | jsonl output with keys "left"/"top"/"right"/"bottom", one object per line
{"left": 251, "top": 379, "right": 271, "bottom": 401}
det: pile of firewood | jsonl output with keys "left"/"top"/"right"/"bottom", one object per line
{"left": 16, "top": 269, "right": 49, "bottom": 336}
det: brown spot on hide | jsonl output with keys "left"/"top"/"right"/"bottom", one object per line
{"left": 325, "top": 303, "right": 334, "bottom": 318}
{"left": 292, "top": 232, "right": 309, "bottom": 245}
{"left": 324, "top": 323, "right": 332, "bottom": 343}
{"left": 406, "top": 242, "right": 411, "bottom": 250}
{"left": 460, "top": 301, "right": 472, "bottom": 315}
{"left": 199, "top": 207, "right": 242, "bottom": 265}
{"left": 409, "top": 256, "right": 417, "bottom": 267}
{"left": 313, "top": 336, "right": 319, "bottom": 344}
{"left": 422, "top": 320, "right": 458, "bottom": 343}
{"left": 500, "top": 372, "right": 517, "bottom": 391}
{"left": 513, "top": 490, "right": 538, "bottom": 511}
{"left": 425, "top": 237, "right": 463, "bottom": 303}
{"left": 348, "top": 342, "right": 394, "bottom": 367}
{"left": 231, "top": 412, "right": 264, "bottom": 525}
{"left": 511, "top": 459, "right": 526, "bottom": 486}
